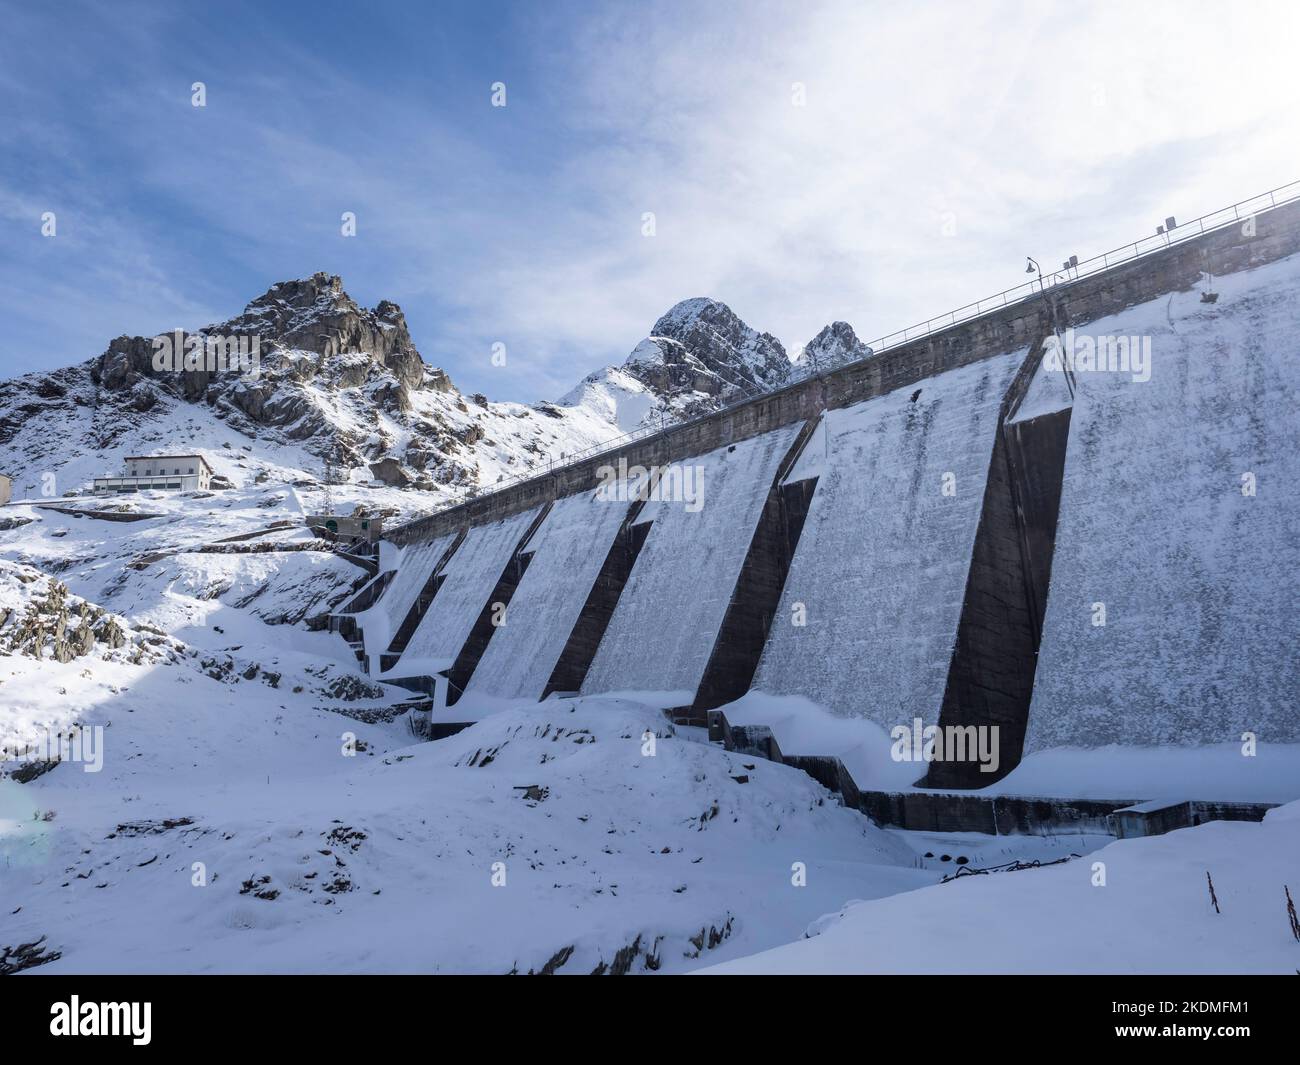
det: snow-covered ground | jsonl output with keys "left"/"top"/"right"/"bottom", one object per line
{"left": 1, "top": 668, "right": 941, "bottom": 972}
{"left": 717, "top": 691, "right": 1300, "bottom": 802}
{"left": 0, "top": 486, "right": 366, "bottom": 635}
{"left": 701, "top": 800, "right": 1300, "bottom": 975}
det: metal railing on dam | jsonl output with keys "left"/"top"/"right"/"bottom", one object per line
{"left": 868, "top": 180, "right": 1300, "bottom": 352}
{"left": 390, "top": 180, "right": 1300, "bottom": 542}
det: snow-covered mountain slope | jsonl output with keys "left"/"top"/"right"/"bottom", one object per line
{"left": 0, "top": 274, "right": 874, "bottom": 524}
{"left": 0, "top": 273, "right": 623, "bottom": 518}
{"left": 0, "top": 486, "right": 365, "bottom": 630}
{"left": 639, "top": 297, "right": 794, "bottom": 395}
{"left": 0, "top": 680, "right": 937, "bottom": 973}
{"left": 701, "top": 800, "right": 1300, "bottom": 975}
{"left": 0, "top": 493, "right": 409, "bottom": 760}
{"left": 560, "top": 299, "right": 876, "bottom": 440}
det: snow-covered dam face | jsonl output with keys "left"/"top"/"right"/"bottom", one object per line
{"left": 1024, "top": 253, "right": 1300, "bottom": 752}
{"left": 353, "top": 203, "right": 1300, "bottom": 792}
{"left": 579, "top": 424, "right": 803, "bottom": 703}
{"left": 752, "top": 351, "right": 1023, "bottom": 733}
{"left": 463, "top": 485, "right": 631, "bottom": 702}
{"left": 394, "top": 507, "right": 541, "bottom": 678}
{"left": 357, "top": 532, "right": 458, "bottom": 669}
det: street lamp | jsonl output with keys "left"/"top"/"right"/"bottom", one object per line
{"left": 1025, "top": 256, "right": 1044, "bottom": 293}
{"left": 1024, "top": 255, "right": 1072, "bottom": 397}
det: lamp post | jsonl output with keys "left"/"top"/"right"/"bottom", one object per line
{"left": 1025, "top": 256, "right": 1044, "bottom": 294}
{"left": 1025, "top": 255, "right": 1073, "bottom": 398}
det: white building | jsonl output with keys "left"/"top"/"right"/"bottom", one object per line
{"left": 93, "top": 455, "right": 215, "bottom": 494}
{"left": 0, "top": 473, "right": 11, "bottom": 505}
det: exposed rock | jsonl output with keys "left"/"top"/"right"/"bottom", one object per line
{"left": 0, "top": 271, "right": 875, "bottom": 505}
{"left": 92, "top": 611, "right": 125, "bottom": 644}
{"left": 0, "top": 560, "right": 182, "bottom": 665}
{"left": 320, "top": 675, "right": 386, "bottom": 702}
{"left": 368, "top": 457, "right": 411, "bottom": 487}
{"left": 9, "top": 758, "right": 60, "bottom": 783}
{"left": 647, "top": 300, "right": 795, "bottom": 395}
{"left": 113, "top": 817, "right": 196, "bottom": 836}
{"left": 797, "top": 320, "right": 874, "bottom": 374}
{"left": 0, "top": 936, "right": 62, "bottom": 975}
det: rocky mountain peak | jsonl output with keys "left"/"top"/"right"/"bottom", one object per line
{"left": 0, "top": 273, "right": 625, "bottom": 503}
{"left": 798, "top": 320, "right": 873, "bottom": 374}
{"left": 621, "top": 297, "right": 794, "bottom": 403}
{"left": 223, "top": 273, "right": 423, "bottom": 388}
{"left": 0, "top": 272, "right": 877, "bottom": 513}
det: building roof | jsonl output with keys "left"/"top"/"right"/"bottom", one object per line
{"left": 123, "top": 454, "right": 214, "bottom": 473}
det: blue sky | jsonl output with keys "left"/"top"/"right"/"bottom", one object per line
{"left": 1, "top": 0, "right": 1297, "bottom": 400}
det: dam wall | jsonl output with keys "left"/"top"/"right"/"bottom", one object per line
{"left": 355, "top": 532, "right": 458, "bottom": 667}
{"left": 341, "top": 192, "right": 1300, "bottom": 802}
{"left": 390, "top": 507, "right": 541, "bottom": 678}
{"left": 751, "top": 349, "right": 1024, "bottom": 733}
{"left": 580, "top": 424, "right": 803, "bottom": 702}
{"left": 463, "top": 484, "right": 632, "bottom": 701}
{"left": 1024, "top": 250, "right": 1300, "bottom": 751}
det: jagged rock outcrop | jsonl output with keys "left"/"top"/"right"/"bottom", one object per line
{"left": 796, "top": 321, "right": 874, "bottom": 375}
{"left": 625, "top": 298, "right": 794, "bottom": 400}
{"left": 0, "top": 561, "right": 183, "bottom": 665}
{"left": 0, "top": 273, "right": 876, "bottom": 503}
{"left": 0, "top": 272, "right": 621, "bottom": 494}
{"left": 91, "top": 273, "right": 436, "bottom": 451}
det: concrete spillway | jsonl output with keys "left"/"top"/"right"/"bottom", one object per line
{"left": 751, "top": 350, "right": 1024, "bottom": 731}
{"left": 464, "top": 485, "right": 633, "bottom": 701}
{"left": 357, "top": 532, "right": 458, "bottom": 668}
{"left": 580, "top": 424, "right": 803, "bottom": 702}
{"left": 392, "top": 507, "right": 540, "bottom": 678}
{"left": 1024, "top": 252, "right": 1300, "bottom": 750}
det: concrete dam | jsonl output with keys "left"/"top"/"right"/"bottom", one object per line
{"left": 332, "top": 190, "right": 1300, "bottom": 824}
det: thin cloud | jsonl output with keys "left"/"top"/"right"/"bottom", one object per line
{"left": 0, "top": 0, "right": 1296, "bottom": 398}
